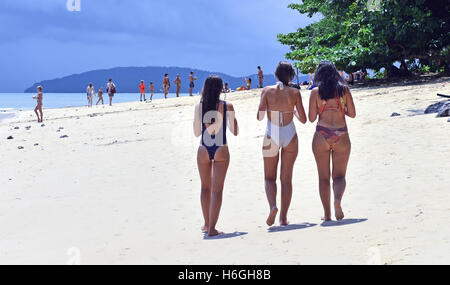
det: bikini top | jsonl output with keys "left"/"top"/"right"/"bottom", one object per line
{"left": 201, "top": 101, "right": 227, "bottom": 146}
{"left": 319, "top": 96, "right": 345, "bottom": 118}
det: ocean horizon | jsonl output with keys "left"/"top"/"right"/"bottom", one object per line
{"left": 0, "top": 92, "right": 197, "bottom": 111}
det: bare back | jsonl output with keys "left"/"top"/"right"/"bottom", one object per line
{"left": 309, "top": 86, "right": 356, "bottom": 128}
{"left": 259, "top": 84, "right": 305, "bottom": 126}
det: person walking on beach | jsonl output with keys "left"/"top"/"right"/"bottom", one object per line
{"left": 193, "top": 75, "right": 239, "bottom": 236}
{"left": 189, "top": 71, "right": 196, "bottom": 96}
{"left": 258, "top": 66, "right": 264, "bottom": 88}
{"left": 174, "top": 74, "right": 182, "bottom": 97}
{"left": 86, "top": 83, "right": 95, "bottom": 107}
{"left": 96, "top": 88, "right": 104, "bottom": 105}
{"left": 308, "top": 61, "right": 356, "bottom": 221}
{"left": 33, "top": 85, "right": 44, "bottom": 123}
{"left": 257, "top": 61, "right": 307, "bottom": 226}
{"left": 163, "top": 74, "right": 170, "bottom": 99}
{"left": 106, "top": 78, "right": 116, "bottom": 106}
{"left": 149, "top": 82, "right": 154, "bottom": 102}
{"left": 139, "top": 80, "right": 146, "bottom": 102}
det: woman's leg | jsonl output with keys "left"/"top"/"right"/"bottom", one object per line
{"left": 263, "top": 136, "right": 280, "bottom": 226}
{"left": 109, "top": 96, "right": 112, "bottom": 106}
{"left": 197, "top": 146, "right": 212, "bottom": 232}
{"left": 34, "top": 106, "right": 40, "bottom": 122}
{"left": 312, "top": 132, "right": 332, "bottom": 220}
{"left": 331, "top": 134, "right": 351, "bottom": 220}
{"left": 208, "top": 146, "right": 230, "bottom": 236}
{"left": 279, "top": 135, "right": 298, "bottom": 225}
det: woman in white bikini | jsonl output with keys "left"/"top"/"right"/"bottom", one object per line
{"left": 257, "top": 61, "right": 307, "bottom": 226}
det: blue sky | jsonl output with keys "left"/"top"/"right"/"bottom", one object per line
{"left": 0, "top": 0, "right": 316, "bottom": 92}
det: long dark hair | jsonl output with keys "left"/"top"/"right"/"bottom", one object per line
{"left": 201, "top": 75, "right": 223, "bottom": 122}
{"left": 314, "top": 61, "right": 347, "bottom": 100}
{"left": 275, "top": 61, "right": 296, "bottom": 85}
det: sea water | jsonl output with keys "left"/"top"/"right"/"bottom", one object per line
{"left": 0, "top": 92, "right": 195, "bottom": 110}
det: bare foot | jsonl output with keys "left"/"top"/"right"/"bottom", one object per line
{"left": 321, "top": 215, "right": 332, "bottom": 221}
{"left": 207, "top": 229, "right": 223, "bottom": 237}
{"left": 266, "top": 207, "right": 278, "bottom": 226}
{"left": 201, "top": 225, "right": 208, "bottom": 233}
{"left": 280, "top": 220, "right": 289, "bottom": 226}
{"left": 334, "top": 201, "right": 344, "bottom": 221}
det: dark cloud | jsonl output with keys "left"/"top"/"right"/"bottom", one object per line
{"left": 0, "top": 0, "right": 315, "bottom": 92}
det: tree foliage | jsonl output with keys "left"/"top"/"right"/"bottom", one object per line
{"left": 278, "top": 0, "right": 450, "bottom": 77}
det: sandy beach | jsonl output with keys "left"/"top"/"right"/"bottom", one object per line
{"left": 0, "top": 78, "right": 449, "bottom": 265}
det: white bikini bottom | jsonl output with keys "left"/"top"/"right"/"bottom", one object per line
{"left": 266, "top": 120, "right": 296, "bottom": 148}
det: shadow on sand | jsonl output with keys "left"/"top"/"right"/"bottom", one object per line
{"left": 203, "top": 231, "right": 248, "bottom": 240}
{"left": 268, "top": 222, "right": 317, "bottom": 233}
{"left": 320, "top": 218, "right": 368, "bottom": 227}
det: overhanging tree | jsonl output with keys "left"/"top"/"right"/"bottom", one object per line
{"left": 278, "top": 0, "right": 450, "bottom": 77}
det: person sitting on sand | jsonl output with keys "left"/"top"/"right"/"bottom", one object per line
{"left": 189, "top": 71, "right": 196, "bottom": 96}
{"left": 106, "top": 78, "right": 116, "bottom": 106}
{"left": 193, "top": 75, "right": 239, "bottom": 236}
{"left": 86, "top": 83, "right": 95, "bottom": 107}
{"left": 308, "top": 61, "right": 356, "bottom": 221}
{"left": 139, "top": 80, "right": 146, "bottom": 102}
{"left": 258, "top": 66, "right": 264, "bottom": 88}
{"left": 33, "top": 85, "right": 44, "bottom": 123}
{"left": 245, "top": 77, "right": 251, "bottom": 90}
{"left": 96, "top": 88, "right": 104, "bottom": 105}
{"left": 149, "top": 82, "right": 154, "bottom": 102}
{"left": 257, "top": 61, "right": 307, "bottom": 226}
{"left": 163, "top": 74, "right": 170, "bottom": 99}
{"left": 174, "top": 74, "right": 182, "bottom": 97}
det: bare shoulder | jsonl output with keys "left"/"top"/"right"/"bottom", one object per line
{"left": 310, "top": 87, "right": 319, "bottom": 98}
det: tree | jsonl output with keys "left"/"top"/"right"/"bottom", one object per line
{"left": 278, "top": 0, "right": 450, "bottom": 77}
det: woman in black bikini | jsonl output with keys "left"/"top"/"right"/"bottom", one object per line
{"left": 193, "top": 75, "right": 239, "bottom": 236}
{"left": 309, "top": 61, "right": 356, "bottom": 221}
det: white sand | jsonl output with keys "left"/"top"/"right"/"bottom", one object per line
{"left": 0, "top": 79, "right": 449, "bottom": 264}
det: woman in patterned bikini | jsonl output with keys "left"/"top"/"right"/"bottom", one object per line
{"left": 308, "top": 61, "right": 356, "bottom": 221}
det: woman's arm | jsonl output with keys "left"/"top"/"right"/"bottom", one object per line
{"left": 193, "top": 103, "right": 202, "bottom": 137}
{"left": 294, "top": 89, "right": 307, "bottom": 124}
{"left": 308, "top": 89, "right": 318, "bottom": 122}
{"left": 344, "top": 87, "right": 356, "bottom": 118}
{"left": 257, "top": 88, "right": 267, "bottom": 121}
{"left": 227, "top": 103, "right": 239, "bottom": 136}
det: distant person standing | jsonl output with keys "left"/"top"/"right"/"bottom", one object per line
{"left": 139, "top": 80, "right": 146, "bottom": 102}
{"left": 174, "top": 74, "right": 182, "bottom": 97}
{"left": 86, "top": 83, "right": 95, "bottom": 107}
{"left": 106, "top": 78, "right": 116, "bottom": 106}
{"left": 258, "top": 66, "right": 264, "bottom": 88}
{"left": 189, "top": 71, "right": 196, "bottom": 96}
{"left": 33, "top": 85, "right": 43, "bottom": 123}
{"left": 96, "top": 88, "right": 104, "bottom": 105}
{"left": 163, "top": 74, "right": 170, "bottom": 99}
{"left": 149, "top": 82, "right": 154, "bottom": 101}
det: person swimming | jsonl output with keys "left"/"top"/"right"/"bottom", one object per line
{"left": 308, "top": 61, "right": 356, "bottom": 221}
{"left": 257, "top": 61, "right": 307, "bottom": 226}
{"left": 193, "top": 75, "right": 239, "bottom": 236}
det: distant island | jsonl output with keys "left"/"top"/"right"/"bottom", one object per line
{"left": 24, "top": 66, "right": 309, "bottom": 93}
